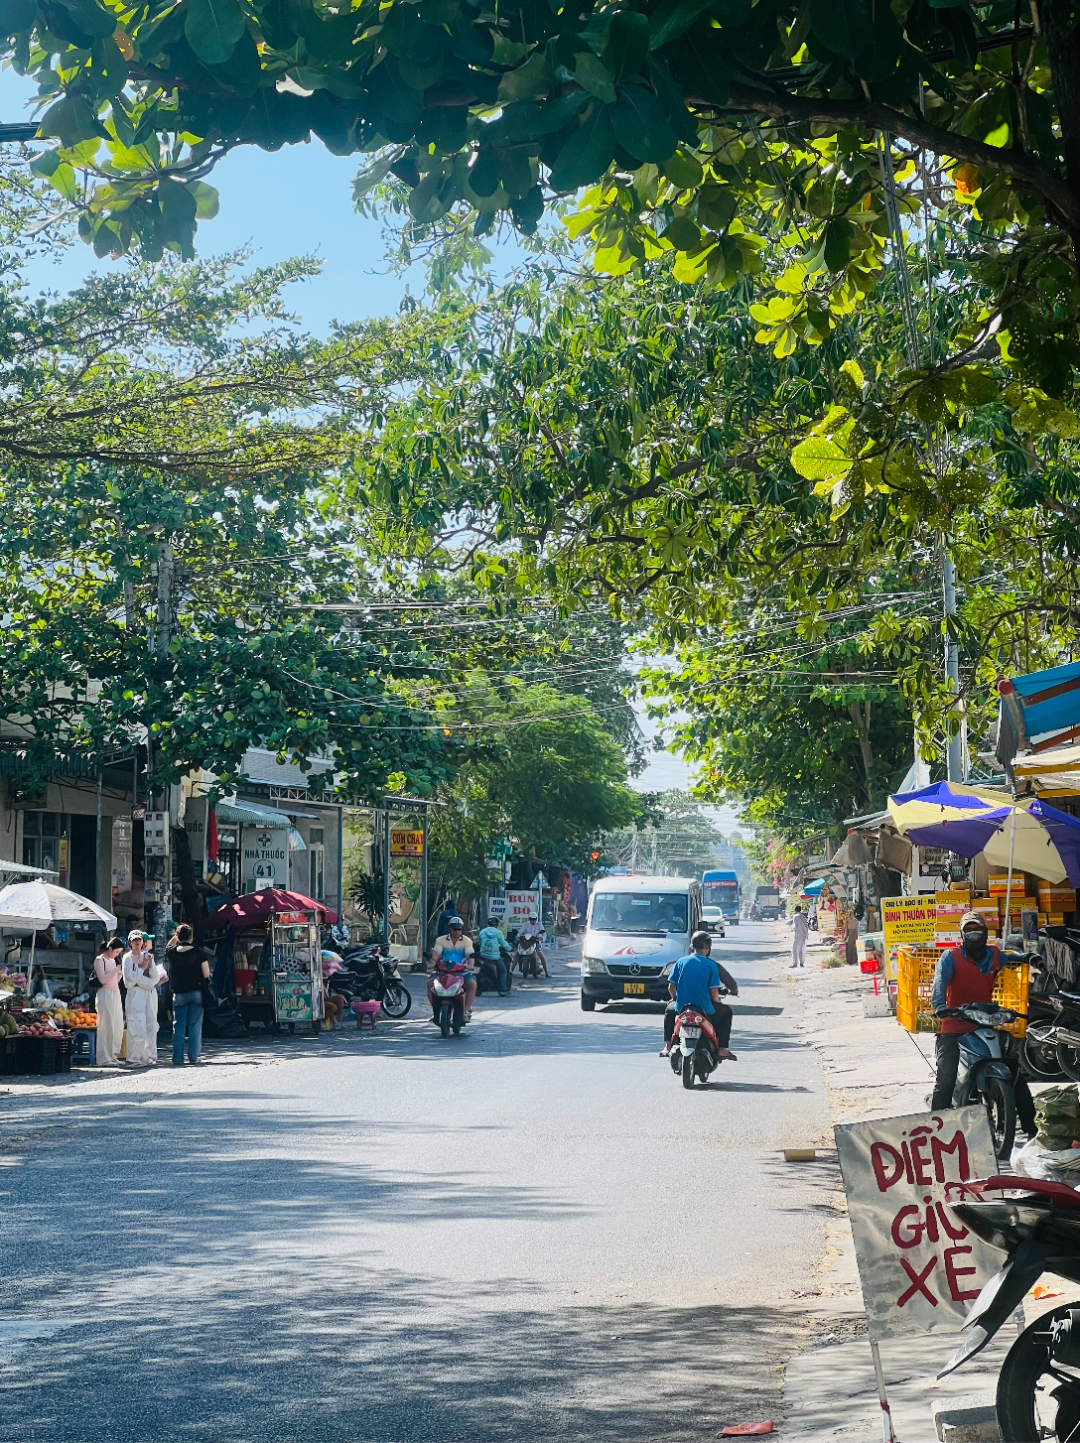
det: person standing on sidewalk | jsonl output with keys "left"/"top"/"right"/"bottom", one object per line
{"left": 166, "top": 924, "right": 212, "bottom": 1066}
{"left": 791, "top": 906, "right": 809, "bottom": 968}
{"left": 122, "top": 931, "right": 166, "bottom": 1066}
{"left": 93, "top": 937, "right": 125, "bottom": 1065}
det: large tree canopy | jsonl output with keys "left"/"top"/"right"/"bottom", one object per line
{"left": 350, "top": 250, "right": 1080, "bottom": 767}
{"left": 0, "top": 196, "right": 466, "bottom": 799}
{"left": 6, "top": 0, "right": 1080, "bottom": 383}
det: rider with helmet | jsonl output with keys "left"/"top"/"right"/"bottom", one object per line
{"left": 931, "top": 909, "right": 1035, "bottom": 1134}
{"left": 428, "top": 915, "right": 477, "bottom": 1023}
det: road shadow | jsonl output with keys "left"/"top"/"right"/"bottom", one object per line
{"left": 0, "top": 1098, "right": 812, "bottom": 1442}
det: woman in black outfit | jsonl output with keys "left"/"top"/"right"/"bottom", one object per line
{"left": 166, "top": 924, "right": 212, "bottom": 1066}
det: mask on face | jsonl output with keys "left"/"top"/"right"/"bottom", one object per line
{"left": 962, "top": 927, "right": 989, "bottom": 961}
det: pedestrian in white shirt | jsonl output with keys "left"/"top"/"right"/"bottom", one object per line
{"left": 791, "top": 906, "right": 810, "bottom": 969}
{"left": 122, "top": 930, "right": 166, "bottom": 1066}
{"left": 93, "top": 937, "right": 125, "bottom": 1065}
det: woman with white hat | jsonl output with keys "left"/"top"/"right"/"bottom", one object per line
{"left": 122, "top": 930, "right": 165, "bottom": 1066}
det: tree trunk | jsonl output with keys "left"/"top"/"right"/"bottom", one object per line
{"left": 172, "top": 825, "right": 204, "bottom": 945}
{"left": 847, "top": 701, "right": 874, "bottom": 791}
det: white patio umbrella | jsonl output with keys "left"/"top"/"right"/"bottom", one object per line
{"left": 0, "top": 882, "right": 116, "bottom": 995}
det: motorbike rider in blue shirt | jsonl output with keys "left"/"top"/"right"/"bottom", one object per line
{"left": 659, "top": 930, "right": 738, "bottom": 1058}
{"left": 477, "top": 917, "right": 511, "bottom": 995}
{"left": 427, "top": 916, "right": 477, "bottom": 1022}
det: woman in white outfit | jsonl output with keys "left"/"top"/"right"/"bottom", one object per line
{"left": 93, "top": 937, "right": 125, "bottom": 1065}
{"left": 123, "top": 931, "right": 166, "bottom": 1066}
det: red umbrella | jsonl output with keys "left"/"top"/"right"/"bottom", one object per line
{"left": 208, "top": 888, "right": 338, "bottom": 928}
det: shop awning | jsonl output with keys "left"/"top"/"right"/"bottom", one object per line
{"left": 213, "top": 798, "right": 290, "bottom": 828}
{"left": 1014, "top": 744, "right": 1080, "bottom": 793}
{"left": 998, "top": 659, "right": 1080, "bottom": 762}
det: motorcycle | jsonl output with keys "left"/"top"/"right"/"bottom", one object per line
{"left": 938, "top": 1002, "right": 1026, "bottom": 1159}
{"left": 941, "top": 1174, "right": 1080, "bottom": 1439}
{"left": 337, "top": 943, "right": 412, "bottom": 1018}
{"left": 476, "top": 948, "right": 511, "bottom": 997}
{"left": 669, "top": 996, "right": 729, "bottom": 1089}
{"left": 512, "top": 931, "right": 546, "bottom": 980}
{"left": 432, "top": 960, "right": 467, "bottom": 1038}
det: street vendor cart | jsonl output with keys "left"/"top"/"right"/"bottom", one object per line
{"left": 269, "top": 908, "right": 325, "bottom": 1034}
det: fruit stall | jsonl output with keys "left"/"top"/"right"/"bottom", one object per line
{"left": 0, "top": 995, "right": 97, "bottom": 1074}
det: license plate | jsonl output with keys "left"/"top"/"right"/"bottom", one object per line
{"left": 623, "top": 982, "right": 646, "bottom": 995}
{"left": 682, "top": 1027, "right": 701, "bottom": 1038}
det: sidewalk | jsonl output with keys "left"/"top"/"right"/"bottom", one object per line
{"left": 777, "top": 938, "right": 1066, "bottom": 1442}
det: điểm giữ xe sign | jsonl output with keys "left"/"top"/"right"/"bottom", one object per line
{"left": 835, "top": 1107, "right": 1001, "bottom": 1339}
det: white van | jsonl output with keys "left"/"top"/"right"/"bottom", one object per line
{"left": 580, "top": 875, "right": 702, "bottom": 1011}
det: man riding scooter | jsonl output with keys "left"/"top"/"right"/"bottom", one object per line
{"left": 931, "top": 908, "right": 1036, "bottom": 1136}
{"left": 428, "top": 916, "right": 477, "bottom": 1023}
{"left": 476, "top": 914, "right": 512, "bottom": 996}
{"left": 659, "top": 930, "right": 739, "bottom": 1059}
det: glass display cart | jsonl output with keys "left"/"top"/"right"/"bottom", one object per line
{"left": 269, "top": 909, "right": 324, "bottom": 1034}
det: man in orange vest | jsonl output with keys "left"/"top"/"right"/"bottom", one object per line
{"left": 931, "top": 910, "right": 1035, "bottom": 1135}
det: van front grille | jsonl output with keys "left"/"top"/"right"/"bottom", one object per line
{"left": 606, "top": 964, "right": 665, "bottom": 978}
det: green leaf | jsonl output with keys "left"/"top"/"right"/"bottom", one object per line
{"left": 549, "top": 103, "right": 617, "bottom": 191}
{"left": 648, "top": 0, "right": 714, "bottom": 50}
{"left": 791, "top": 436, "right": 852, "bottom": 482}
{"left": 29, "top": 148, "right": 60, "bottom": 176}
{"left": 54, "top": 0, "right": 118, "bottom": 40}
{"left": 610, "top": 86, "right": 677, "bottom": 164}
{"left": 661, "top": 213, "right": 701, "bottom": 249}
{"left": 496, "top": 52, "right": 552, "bottom": 104}
{"left": 573, "top": 52, "right": 617, "bottom": 104}
{"left": 603, "top": 10, "right": 649, "bottom": 82}
{"left": 38, "top": 94, "right": 108, "bottom": 148}
{"left": 188, "top": 180, "right": 219, "bottom": 219}
{"left": 822, "top": 218, "right": 851, "bottom": 272}
{"left": 184, "top": 0, "right": 246, "bottom": 67}
{"left": 0, "top": 0, "right": 34, "bottom": 32}
{"left": 661, "top": 148, "right": 703, "bottom": 190}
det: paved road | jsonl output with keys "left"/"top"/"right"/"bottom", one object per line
{"left": 0, "top": 923, "right": 831, "bottom": 1441}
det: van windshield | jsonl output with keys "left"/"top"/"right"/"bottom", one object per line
{"left": 590, "top": 892, "right": 689, "bottom": 935}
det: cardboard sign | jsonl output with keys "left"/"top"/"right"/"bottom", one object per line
{"left": 881, "top": 897, "right": 935, "bottom": 981}
{"left": 835, "top": 1107, "right": 1000, "bottom": 1340}
{"left": 390, "top": 828, "right": 423, "bottom": 858}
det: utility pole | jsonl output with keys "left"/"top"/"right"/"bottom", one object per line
{"left": 148, "top": 544, "right": 174, "bottom": 959}
{"left": 943, "top": 552, "right": 965, "bottom": 783}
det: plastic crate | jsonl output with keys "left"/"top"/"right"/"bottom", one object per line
{"left": 896, "top": 945, "right": 1028, "bottom": 1036}
{"left": 6, "top": 1034, "right": 71, "bottom": 1074}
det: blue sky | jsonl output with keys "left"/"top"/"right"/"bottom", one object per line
{"left": 0, "top": 68, "right": 487, "bottom": 331}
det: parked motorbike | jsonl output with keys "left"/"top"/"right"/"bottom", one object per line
{"left": 337, "top": 943, "right": 412, "bottom": 1018}
{"left": 669, "top": 998, "right": 728, "bottom": 1089}
{"left": 941, "top": 1175, "right": 1080, "bottom": 1438}
{"left": 432, "top": 960, "right": 467, "bottom": 1037}
{"left": 939, "top": 1002, "right": 1027, "bottom": 1158}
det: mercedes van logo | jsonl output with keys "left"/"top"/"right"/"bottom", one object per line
{"left": 628, "top": 962, "right": 641, "bottom": 975}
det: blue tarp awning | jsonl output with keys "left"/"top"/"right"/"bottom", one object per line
{"left": 998, "top": 659, "right": 1080, "bottom": 763}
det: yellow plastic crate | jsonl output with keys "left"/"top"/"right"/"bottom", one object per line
{"left": 896, "top": 945, "right": 1028, "bottom": 1037}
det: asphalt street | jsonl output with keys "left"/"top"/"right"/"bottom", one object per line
{"left": 0, "top": 922, "right": 833, "bottom": 1441}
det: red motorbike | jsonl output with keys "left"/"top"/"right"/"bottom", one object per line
{"left": 432, "top": 961, "right": 468, "bottom": 1038}
{"left": 670, "top": 1006, "right": 722, "bottom": 1089}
